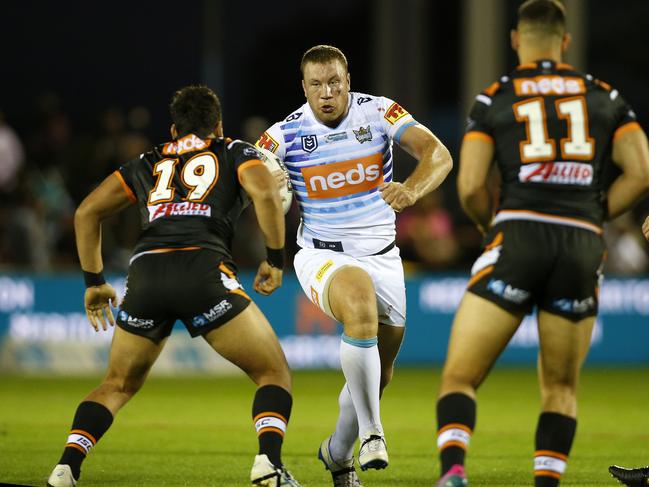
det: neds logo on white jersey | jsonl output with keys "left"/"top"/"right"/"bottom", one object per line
{"left": 301, "top": 154, "right": 383, "bottom": 199}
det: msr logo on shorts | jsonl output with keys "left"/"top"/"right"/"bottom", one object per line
{"left": 192, "top": 299, "right": 233, "bottom": 327}
{"left": 552, "top": 296, "right": 595, "bottom": 314}
{"left": 519, "top": 162, "right": 593, "bottom": 186}
{"left": 486, "top": 279, "right": 530, "bottom": 304}
{"left": 118, "top": 310, "right": 155, "bottom": 329}
{"left": 148, "top": 202, "right": 211, "bottom": 221}
{"left": 301, "top": 153, "right": 383, "bottom": 199}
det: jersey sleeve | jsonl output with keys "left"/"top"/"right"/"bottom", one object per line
{"left": 609, "top": 89, "right": 642, "bottom": 141}
{"left": 377, "top": 96, "right": 418, "bottom": 143}
{"left": 229, "top": 140, "right": 266, "bottom": 184}
{"left": 255, "top": 122, "right": 286, "bottom": 160}
{"left": 463, "top": 80, "right": 500, "bottom": 144}
{"left": 114, "top": 157, "right": 139, "bottom": 203}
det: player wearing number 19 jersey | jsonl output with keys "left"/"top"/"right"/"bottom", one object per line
{"left": 258, "top": 45, "right": 452, "bottom": 486}
{"left": 434, "top": 1, "right": 649, "bottom": 487}
{"left": 47, "top": 86, "right": 302, "bottom": 487}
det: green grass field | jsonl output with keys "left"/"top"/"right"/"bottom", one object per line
{"left": 1, "top": 368, "right": 647, "bottom": 486}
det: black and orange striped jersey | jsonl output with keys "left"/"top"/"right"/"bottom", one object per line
{"left": 115, "top": 134, "right": 264, "bottom": 259}
{"left": 465, "top": 59, "right": 641, "bottom": 228}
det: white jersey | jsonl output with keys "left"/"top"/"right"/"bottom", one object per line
{"left": 257, "top": 92, "right": 418, "bottom": 256}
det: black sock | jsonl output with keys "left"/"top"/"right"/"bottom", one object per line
{"left": 58, "top": 401, "right": 114, "bottom": 480}
{"left": 534, "top": 412, "right": 577, "bottom": 487}
{"left": 436, "top": 392, "right": 476, "bottom": 475}
{"left": 252, "top": 385, "right": 292, "bottom": 468}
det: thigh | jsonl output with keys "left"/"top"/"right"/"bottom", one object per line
{"left": 104, "top": 326, "right": 167, "bottom": 385}
{"left": 202, "top": 302, "right": 290, "bottom": 389}
{"left": 363, "top": 246, "right": 407, "bottom": 326}
{"left": 537, "top": 310, "right": 595, "bottom": 385}
{"left": 540, "top": 228, "right": 605, "bottom": 320}
{"left": 294, "top": 248, "right": 366, "bottom": 320}
{"left": 440, "top": 292, "right": 524, "bottom": 396}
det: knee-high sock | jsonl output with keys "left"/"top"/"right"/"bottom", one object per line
{"left": 436, "top": 393, "right": 476, "bottom": 475}
{"left": 329, "top": 383, "right": 359, "bottom": 461}
{"left": 534, "top": 412, "right": 576, "bottom": 487}
{"left": 58, "top": 401, "right": 114, "bottom": 480}
{"left": 339, "top": 334, "right": 382, "bottom": 440}
{"left": 252, "top": 384, "right": 292, "bottom": 467}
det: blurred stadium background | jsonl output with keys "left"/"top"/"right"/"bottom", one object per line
{"left": 0, "top": 1, "right": 648, "bottom": 485}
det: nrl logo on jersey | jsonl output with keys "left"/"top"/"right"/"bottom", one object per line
{"left": 301, "top": 134, "right": 318, "bottom": 153}
{"left": 353, "top": 125, "right": 372, "bottom": 144}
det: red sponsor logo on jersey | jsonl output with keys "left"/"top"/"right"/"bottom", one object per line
{"left": 514, "top": 76, "right": 586, "bottom": 96}
{"left": 518, "top": 161, "right": 593, "bottom": 186}
{"left": 301, "top": 153, "right": 383, "bottom": 200}
{"left": 148, "top": 202, "right": 211, "bottom": 221}
{"left": 384, "top": 102, "right": 409, "bottom": 125}
{"left": 256, "top": 132, "right": 279, "bottom": 153}
{"left": 162, "top": 134, "right": 212, "bottom": 155}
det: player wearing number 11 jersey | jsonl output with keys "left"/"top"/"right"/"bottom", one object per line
{"left": 434, "top": 1, "right": 649, "bottom": 487}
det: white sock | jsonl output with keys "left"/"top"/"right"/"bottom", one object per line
{"left": 339, "top": 334, "right": 383, "bottom": 440}
{"left": 329, "top": 383, "right": 358, "bottom": 461}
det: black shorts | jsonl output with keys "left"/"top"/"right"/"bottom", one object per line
{"left": 468, "top": 220, "right": 605, "bottom": 321}
{"left": 116, "top": 248, "right": 251, "bottom": 341}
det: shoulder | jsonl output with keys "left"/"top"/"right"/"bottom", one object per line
{"left": 226, "top": 138, "right": 259, "bottom": 156}
{"left": 277, "top": 103, "right": 309, "bottom": 128}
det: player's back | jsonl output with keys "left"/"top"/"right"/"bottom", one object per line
{"left": 117, "top": 134, "right": 262, "bottom": 260}
{"left": 467, "top": 59, "right": 639, "bottom": 229}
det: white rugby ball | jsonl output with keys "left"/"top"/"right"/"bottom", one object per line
{"left": 256, "top": 146, "right": 293, "bottom": 214}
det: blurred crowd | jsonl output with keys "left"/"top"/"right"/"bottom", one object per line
{"left": 1, "top": 95, "right": 648, "bottom": 276}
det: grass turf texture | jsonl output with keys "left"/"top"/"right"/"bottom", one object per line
{"left": 0, "top": 368, "right": 647, "bottom": 486}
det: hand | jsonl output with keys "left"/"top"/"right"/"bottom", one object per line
{"left": 272, "top": 169, "right": 287, "bottom": 190}
{"left": 84, "top": 283, "right": 118, "bottom": 332}
{"left": 379, "top": 182, "right": 417, "bottom": 212}
{"left": 253, "top": 261, "right": 283, "bottom": 295}
{"left": 643, "top": 216, "right": 649, "bottom": 241}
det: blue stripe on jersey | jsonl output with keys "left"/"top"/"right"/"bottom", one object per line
{"left": 293, "top": 186, "right": 381, "bottom": 204}
{"left": 297, "top": 194, "right": 384, "bottom": 214}
{"left": 302, "top": 204, "right": 393, "bottom": 225}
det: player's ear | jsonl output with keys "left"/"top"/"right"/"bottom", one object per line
{"left": 170, "top": 124, "right": 177, "bottom": 139}
{"left": 215, "top": 121, "right": 223, "bottom": 138}
{"left": 301, "top": 79, "right": 307, "bottom": 98}
{"left": 510, "top": 29, "right": 520, "bottom": 51}
{"left": 561, "top": 32, "right": 572, "bottom": 53}
{"left": 346, "top": 72, "right": 351, "bottom": 89}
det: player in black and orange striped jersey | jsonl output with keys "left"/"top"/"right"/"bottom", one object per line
{"left": 434, "top": 1, "right": 649, "bottom": 487}
{"left": 46, "top": 86, "right": 301, "bottom": 487}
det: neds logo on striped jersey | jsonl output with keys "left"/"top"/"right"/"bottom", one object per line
{"left": 301, "top": 153, "right": 383, "bottom": 199}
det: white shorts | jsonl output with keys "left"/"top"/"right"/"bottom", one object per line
{"left": 293, "top": 246, "right": 406, "bottom": 327}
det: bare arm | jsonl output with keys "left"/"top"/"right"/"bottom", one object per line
{"left": 239, "top": 163, "right": 285, "bottom": 295}
{"left": 457, "top": 135, "right": 496, "bottom": 235}
{"left": 380, "top": 124, "right": 453, "bottom": 212}
{"left": 608, "top": 127, "right": 649, "bottom": 219}
{"left": 75, "top": 173, "right": 134, "bottom": 330}
{"left": 75, "top": 173, "right": 134, "bottom": 272}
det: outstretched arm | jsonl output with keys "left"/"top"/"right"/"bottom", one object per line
{"left": 380, "top": 124, "right": 453, "bottom": 212}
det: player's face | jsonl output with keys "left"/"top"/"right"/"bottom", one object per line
{"left": 302, "top": 60, "right": 350, "bottom": 127}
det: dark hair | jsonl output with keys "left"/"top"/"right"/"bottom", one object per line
{"left": 518, "top": 0, "right": 566, "bottom": 35}
{"left": 169, "top": 85, "right": 221, "bottom": 139}
{"left": 300, "top": 45, "right": 348, "bottom": 76}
